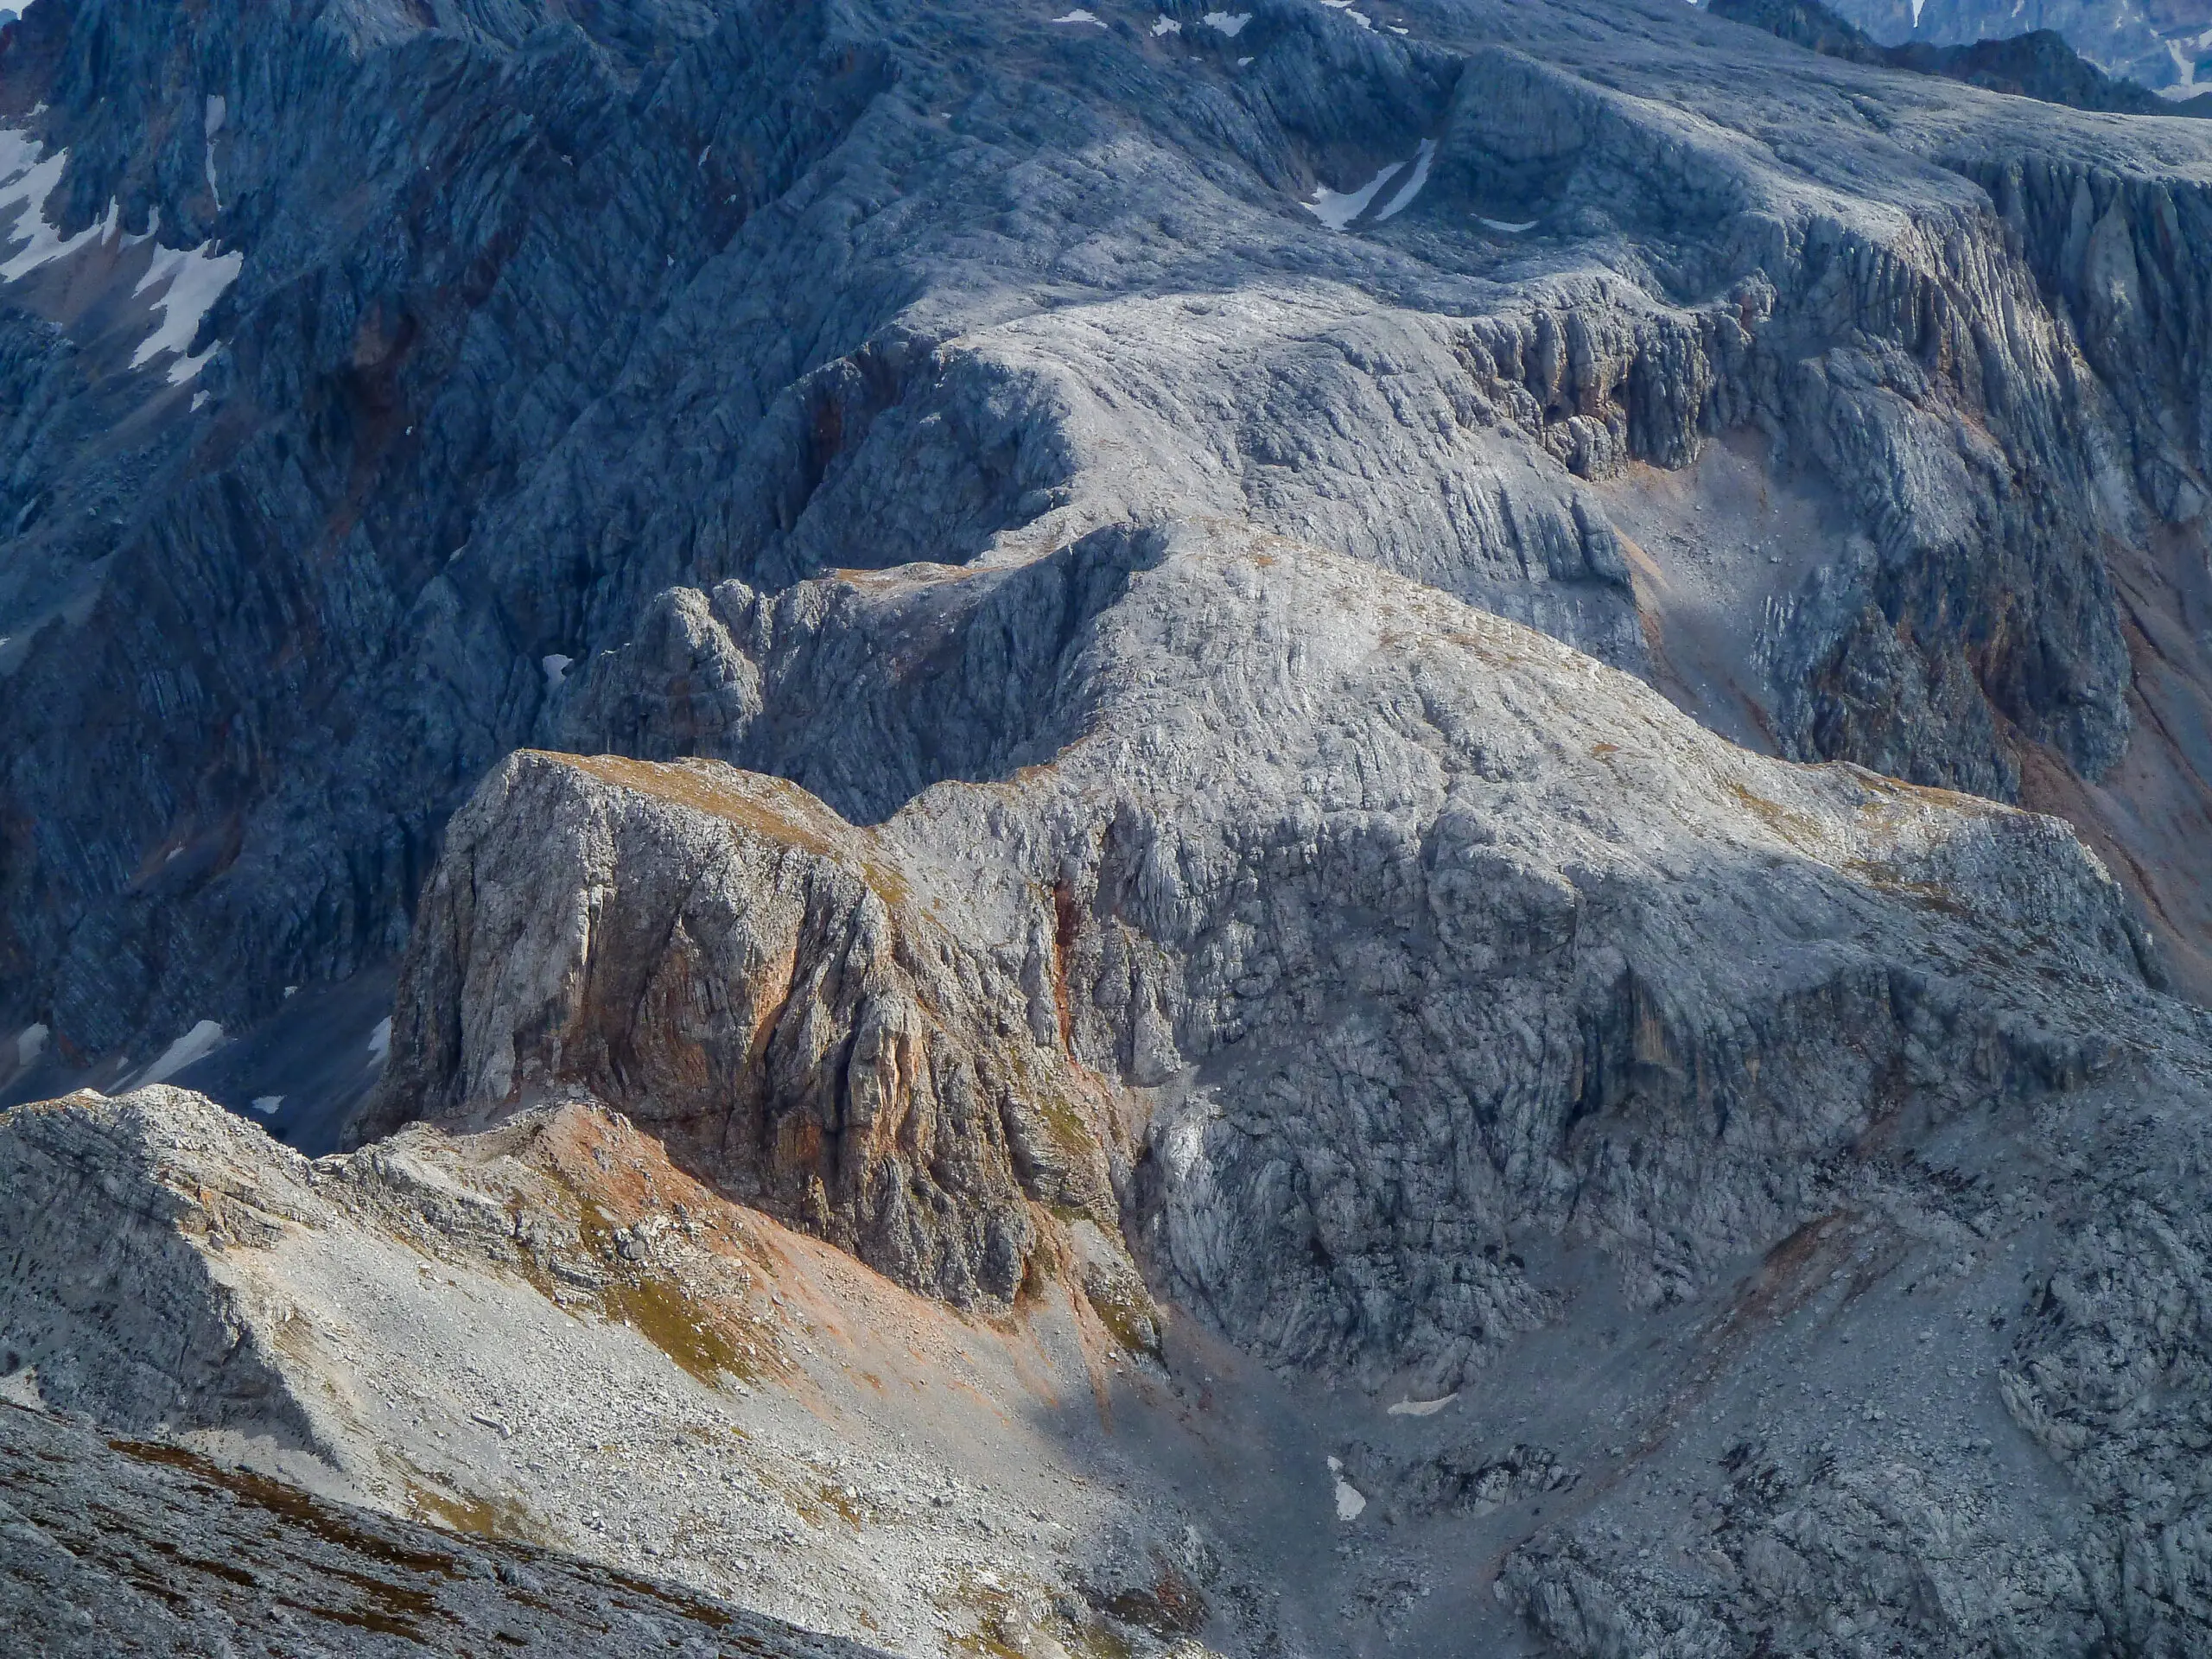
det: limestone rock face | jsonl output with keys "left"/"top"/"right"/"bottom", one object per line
{"left": 0, "top": 1084, "right": 324, "bottom": 1440}
{"left": 99, "top": 521, "right": 2212, "bottom": 1655}
{"left": 0, "top": 1401, "right": 882, "bottom": 1659}
{"left": 380, "top": 525, "right": 2190, "bottom": 1404}
{"left": 362, "top": 750, "right": 1122, "bottom": 1311}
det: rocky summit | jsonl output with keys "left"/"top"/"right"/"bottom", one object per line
{"left": 4, "top": 0, "right": 2212, "bottom": 1655}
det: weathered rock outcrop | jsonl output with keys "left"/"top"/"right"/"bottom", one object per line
{"left": 0, "top": 1084, "right": 1269, "bottom": 1657}
{"left": 131, "top": 518, "right": 2212, "bottom": 1654}
{"left": 361, "top": 751, "right": 1125, "bottom": 1312}
{"left": 0, "top": 1400, "right": 883, "bottom": 1659}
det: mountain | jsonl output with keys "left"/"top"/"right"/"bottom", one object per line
{"left": 1715, "top": 0, "right": 2212, "bottom": 111}
{"left": 4, "top": 0, "right": 2212, "bottom": 1655}
{"left": 1819, "top": 0, "right": 2212, "bottom": 100}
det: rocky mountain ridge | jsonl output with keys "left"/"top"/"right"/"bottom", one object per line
{"left": 0, "top": 1398, "right": 882, "bottom": 1658}
{"left": 2, "top": 0, "right": 2212, "bottom": 1077}
{"left": 12, "top": 537, "right": 2212, "bottom": 1653}
{"left": 1819, "top": 0, "right": 2212, "bottom": 102}
{"left": 1716, "top": 0, "right": 2212, "bottom": 113}
{"left": 5, "top": 0, "right": 2212, "bottom": 1654}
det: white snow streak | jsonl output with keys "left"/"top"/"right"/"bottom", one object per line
{"left": 203, "top": 94, "right": 226, "bottom": 209}
{"left": 368, "top": 1017, "right": 393, "bottom": 1065}
{"left": 1050, "top": 9, "right": 1108, "bottom": 25}
{"left": 1387, "top": 1390, "right": 1458, "bottom": 1417}
{"left": 1479, "top": 215, "right": 1537, "bottom": 233}
{"left": 131, "top": 238, "right": 245, "bottom": 383}
{"left": 1373, "top": 138, "right": 1434, "bottom": 220}
{"left": 0, "top": 130, "right": 112, "bottom": 283}
{"left": 1327, "top": 1456, "right": 1367, "bottom": 1520}
{"left": 138, "top": 1020, "right": 226, "bottom": 1088}
{"left": 1304, "top": 159, "right": 1402, "bottom": 230}
{"left": 0, "top": 130, "right": 243, "bottom": 380}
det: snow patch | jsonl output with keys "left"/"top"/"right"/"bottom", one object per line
{"left": 1050, "top": 9, "right": 1108, "bottom": 25}
{"left": 1373, "top": 138, "right": 1435, "bottom": 221}
{"left": 368, "top": 1017, "right": 393, "bottom": 1065}
{"left": 1304, "top": 159, "right": 1403, "bottom": 230}
{"left": 1316, "top": 0, "right": 1372, "bottom": 23}
{"left": 131, "top": 238, "right": 245, "bottom": 384}
{"left": 250, "top": 1095, "right": 283, "bottom": 1116}
{"left": 1327, "top": 1456, "right": 1367, "bottom": 1521}
{"left": 138, "top": 1020, "right": 226, "bottom": 1089}
{"left": 1479, "top": 215, "right": 1537, "bottom": 233}
{"left": 1387, "top": 1390, "right": 1459, "bottom": 1417}
{"left": 14, "top": 1022, "right": 47, "bottom": 1070}
{"left": 1202, "top": 11, "right": 1251, "bottom": 35}
{"left": 542, "top": 652, "right": 574, "bottom": 688}
{"left": 1152, "top": 15, "right": 1180, "bottom": 32}
{"left": 0, "top": 132, "right": 115, "bottom": 283}
{"left": 2164, "top": 38, "right": 2201, "bottom": 92}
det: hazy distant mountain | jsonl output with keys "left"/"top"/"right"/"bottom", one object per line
{"left": 1821, "top": 0, "right": 2212, "bottom": 96}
